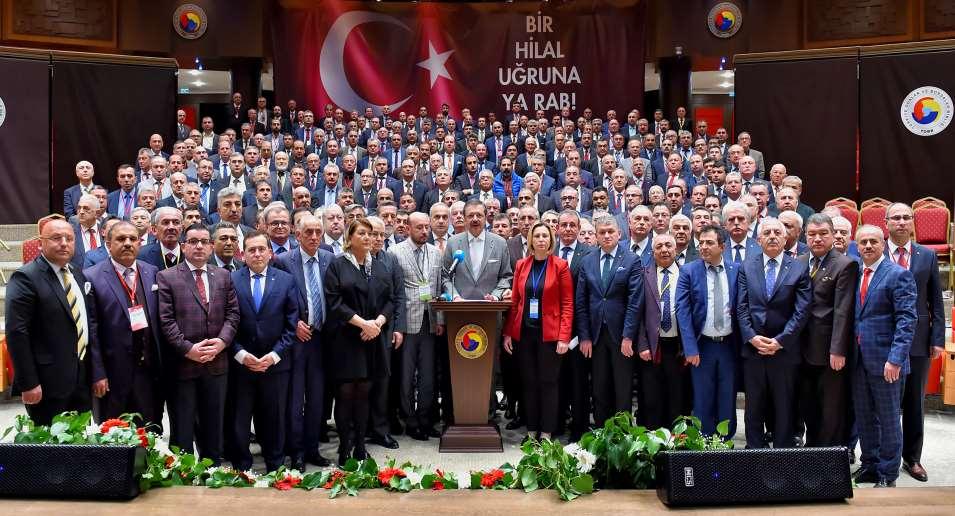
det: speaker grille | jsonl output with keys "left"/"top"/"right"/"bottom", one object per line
{"left": 0, "top": 444, "right": 144, "bottom": 499}
{"left": 656, "top": 447, "right": 853, "bottom": 506}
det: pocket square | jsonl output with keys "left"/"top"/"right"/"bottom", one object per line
{"left": 616, "top": 266, "right": 625, "bottom": 271}
{"left": 151, "top": 284, "right": 159, "bottom": 291}
{"left": 83, "top": 282, "right": 92, "bottom": 295}
{"left": 488, "top": 259, "right": 499, "bottom": 263}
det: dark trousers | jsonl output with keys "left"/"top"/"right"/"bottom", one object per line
{"left": 501, "top": 333, "right": 523, "bottom": 416}
{"left": 591, "top": 327, "right": 634, "bottom": 426}
{"left": 558, "top": 342, "right": 592, "bottom": 436}
{"left": 335, "top": 380, "right": 371, "bottom": 458}
{"left": 400, "top": 321, "right": 436, "bottom": 430}
{"left": 639, "top": 336, "right": 692, "bottom": 430}
{"left": 229, "top": 369, "right": 289, "bottom": 472}
{"left": 287, "top": 335, "right": 324, "bottom": 458}
{"left": 25, "top": 362, "right": 91, "bottom": 426}
{"left": 171, "top": 372, "right": 227, "bottom": 464}
{"left": 901, "top": 355, "right": 931, "bottom": 464}
{"left": 100, "top": 364, "right": 163, "bottom": 428}
{"left": 516, "top": 330, "right": 564, "bottom": 434}
{"left": 798, "top": 362, "right": 849, "bottom": 447}
{"left": 368, "top": 327, "right": 396, "bottom": 439}
{"left": 690, "top": 337, "right": 737, "bottom": 437}
{"left": 853, "top": 363, "right": 903, "bottom": 481}
{"left": 743, "top": 356, "right": 797, "bottom": 449}
{"left": 430, "top": 332, "right": 454, "bottom": 427}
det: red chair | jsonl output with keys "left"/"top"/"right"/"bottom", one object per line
{"left": 21, "top": 214, "right": 66, "bottom": 264}
{"left": 825, "top": 197, "right": 858, "bottom": 210}
{"left": 913, "top": 196, "right": 946, "bottom": 211}
{"left": 836, "top": 205, "right": 860, "bottom": 238}
{"left": 859, "top": 201, "right": 889, "bottom": 238}
{"left": 913, "top": 203, "right": 953, "bottom": 287}
{"left": 861, "top": 197, "right": 890, "bottom": 209}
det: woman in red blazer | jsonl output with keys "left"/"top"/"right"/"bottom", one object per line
{"left": 502, "top": 222, "right": 574, "bottom": 441}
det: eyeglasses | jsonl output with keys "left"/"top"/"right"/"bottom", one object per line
{"left": 887, "top": 215, "right": 913, "bottom": 221}
{"left": 269, "top": 221, "right": 290, "bottom": 227}
{"left": 185, "top": 238, "right": 211, "bottom": 246}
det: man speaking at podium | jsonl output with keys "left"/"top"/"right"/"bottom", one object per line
{"left": 442, "top": 199, "right": 513, "bottom": 301}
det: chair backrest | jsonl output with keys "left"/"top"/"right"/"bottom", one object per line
{"left": 860, "top": 197, "right": 890, "bottom": 209}
{"left": 913, "top": 196, "right": 946, "bottom": 211}
{"left": 859, "top": 204, "right": 888, "bottom": 237}
{"left": 913, "top": 205, "right": 950, "bottom": 245}
{"left": 825, "top": 197, "right": 857, "bottom": 210}
{"left": 837, "top": 206, "right": 860, "bottom": 238}
{"left": 21, "top": 237, "right": 41, "bottom": 264}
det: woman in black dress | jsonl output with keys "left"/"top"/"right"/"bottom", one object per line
{"left": 323, "top": 218, "right": 395, "bottom": 465}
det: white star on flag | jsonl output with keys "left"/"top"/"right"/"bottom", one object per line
{"left": 417, "top": 41, "right": 454, "bottom": 88}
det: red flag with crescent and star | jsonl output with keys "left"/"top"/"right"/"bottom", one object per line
{"left": 272, "top": 0, "right": 645, "bottom": 117}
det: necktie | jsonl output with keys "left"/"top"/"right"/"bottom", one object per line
{"left": 165, "top": 252, "right": 176, "bottom": 267}
{"left": 616, "top": 193, "right": 622, "bottom": 211}
{"left": 200, "top": 183, "right": 209, "bottom": 211}
{"left": 600, "top": 253, "right": 613, "bottom": 289}
{"left": 61, "top": 267, "right": 87, "bottom": 359}
{"left": 123, "top": 193, "right": 133, "bottom": 218}
{"left": 225, "top": 262, "right": 235, "bottom": 272}
{"left": 860, "top": 267, "right": 873, "bottom": 305}
{"left": 194, "top": 269, "right": 208, "bottom": 304}
{"left": 765, "top": 258, "right": 778, "bottom": 298}
{"left": 660, "top": 268, "right": 672, "bottom": 332}
{"left": 810, "top": 257, "right": 820, "bottom": 279}
{"left": 394, "top": 150, "right": 400, "bottom": 173}
{"left": 332, "top": 240, "right": 342, "bottom": 255}
{"left": 252, "top": 273, "right": 264, "bottom": 311}
{"left": 414, "top": 247, "right": 424, "bottom": 273}
{"left": 896, "top": 247, "right": 908, "bottom": 269}
{"left": 306, "top": 257, "right": 325, "bottom": 326}
{"left": 632, "top": 242, "right": 639, "bottom": 254}
{"left": 124, "top": 268, "right": 136, "bottom": 296}
{"left": 436, "top": 237, "right": 445, "bottom": 254}
{"left": 276, "top": 246, "right": 287, "bottom": 254}
{"left": 561, "top": 246, "right": 571, "bottom": 261}
{"left": 378, "top": 176, "right": 386, "bottom": 190}
{"left": 734, "top": 244, "right": 743, "bottom": 264}
{"left": 710, "top": 264, "right": 725, "bottom": 330}
{"left": 744, "top": 181, "right": 751, "bottom": 193}
{"left": 88, "top": 228, "right": 98, "bottom": 250}
{"left": 406, "top": 182, "right": 413, "bottom": 193}
{"left": 233, "top": 177, "right": 241, "bottom": 188}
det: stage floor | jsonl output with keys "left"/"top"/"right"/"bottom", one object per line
{"left": 5, "top": 487, "right": 955, "bottom": 515}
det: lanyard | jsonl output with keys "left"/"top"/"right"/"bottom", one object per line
{"left": 113, "top": 266, "right": 138, "bottom": 303}
{"left": 412, "top": 246, "right": 430, "bottom": 282}
{"left": 529, "top": 259, "right": 547, "bottom": 298}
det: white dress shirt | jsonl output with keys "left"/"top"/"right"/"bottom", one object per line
{"left": 658, "top": 263, "right": 679, "bottom": 338}
{"left": 185, "top": 260, "right": 212, "bottom": 304}
{"left": 234, "top": 266, "right": 282, "bottom": 365}
{"left": 469, "top": 231, "right": 486, "bottom": 277}
{"left": 702, "top": 259, "right": 732, "bottom": 338}
{"left": 887, "top": 240, "right": 911, "bottom": 270}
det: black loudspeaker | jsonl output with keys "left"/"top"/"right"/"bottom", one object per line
{"left": 656, "top": 447, "right": 853, "bottom": 507}
{"left": 0, "top": 444, "right": 145, "bottom": 499}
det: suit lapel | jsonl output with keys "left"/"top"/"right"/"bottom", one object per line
{"left": 259, "top": 268, "right": 278, "bottom": 312}
{"left": 235, "top": 269, "right": 254, "bottom": 314}
{"left": 181, "top": 263, "right": 210, "bottom": 313}
{"left": 601, "top": 248, "right": 624, "bottom": 295}
{"left": 646, "top": 266, "right": 660, "bottom": 304}
{"left": 477, "top": 237, "right": 493, "bottom": 278}
{"left": 749, "top": 258, "right": 767, "bottom": 303}
{"left": 861, "top": 262, "right": 890, "bottom": 312}
{"left": 769, "top": 255, "right": 793, "bottom": 300}
{"left": 40, "top": 259, "right": 72, "bottom": 317}
{"left": 105, "top": 265, "right": 132, "bottom": 319}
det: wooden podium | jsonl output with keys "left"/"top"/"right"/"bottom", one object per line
{"left": 432, "top": 300, "right": 510, "bottom": 452}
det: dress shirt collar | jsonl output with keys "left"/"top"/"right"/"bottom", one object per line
{"left": 469, "top": 230, "right": 486, "bottom": 244}
{"left": 887, "top": 239, "right": 911, "bottom": 259}
{"left": 601, "top": 246, "right": 617, "bottom": 261}
{"left": 658, "top": 262, "right": 679, "bottom": 276}
{"left": 862, "top": 255, "right": 885, "bottom": 275}
{"left": 160, "top": 243, "right": 181, "bottom": 256}
{"left": 299, "top": 247, "right": 317, "bottom": 263}
{"left": 186, "top": 260, "right": 207, "bottom": 273}
{"left": 249, "top": 266, "right": 268, "bottom": 279}
{"left": 762, "top": 252, "right": 782, "bottom": 269}
{"left": 110, "top": 258, "right": 137, "bottom": 277}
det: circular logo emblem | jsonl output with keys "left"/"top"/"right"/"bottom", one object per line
{"left": 0, "top": 96, "right": 6, "bottom": 128}
{"left": 173, "top": 4, "right": 208, "bottom": 40}
{"left": 454, "top": 324, "right": 489, "bottom": 360}
{"left": 900, "top": 86, "right": 952, "bottom": 136}
{"left": 708, "top": 2, "right": 742, "bottom": 39}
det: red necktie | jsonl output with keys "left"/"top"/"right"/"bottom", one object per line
{"left": 194, "top": 269, "right": 208, "bottom": 304}
{"left": 896, "top": 247, "right": 908, "bottom": 269}
{"left": 88, "top": 228, "right": 98, "bottom": 250}
{"left": 667, "top": 173, "right": 676, "bottom": 188}
{"left": 860, "top": 267, "right": 872, "bottom": 305}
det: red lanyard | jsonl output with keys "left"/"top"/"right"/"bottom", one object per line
{"left": 114, "top": 266, "right": 138, "bottom": 303}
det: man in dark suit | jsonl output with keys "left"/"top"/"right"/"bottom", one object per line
{"left": 883, "top": 203, "right": 945, "bottom": 482}
{"left": 87, "top": 221, "right": 165, "bottom": 426}
{"left": 553, "top": 210, "right": 595, "bottom": 441}
{"left": 107, "top": 165, "right": 139, "bottom": 220}
{"left": 851, "top": 224, "right": 917, "bottom": 488}
{"left": 6, "top": 219, "right": 96, "bottom": 425}
{"left": 138, "top": 207, "right": 183, "bottom": 270}
{"left": 798, "top": 214, "right": 858, "bottom": 447}
{"left": 228, "top": 231, "right": 299, "bottom": 472}
{"left": 63, "top": 160, "right": 98, "bottom": 218}
{"left": 636, "top": 233, "right": 691, "bottom": 430}
{"left": 737, "top": 217, "right": 812, "bottom": 449}
{"left": 574, "top": 215, "right": 643, "bottom": 427}
{"left": 676, "top": 225, "right": 740, "bottom": 437}
{"left": 273, "top": 215, "right": 335, "bottom": 469}
{"left": 72, "top": 194, "right": 103, "bottom": 271}
{"left": 722, "top": 201, "right": 761, "bottom": 266}
{"left": 176, "top": 109, "right": 192, "bottom": 141}
{"left": 395, "top": 159, "right": 429, "bottom": 210}
{"left": 209, "top": 222, "right": 244, "bottom": 272}
{"left": 157, "top": 223, "right": 240, "bottom": 464}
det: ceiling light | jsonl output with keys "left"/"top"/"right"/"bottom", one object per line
{"left": 193, "top": 80, "right": 205, "bottom": 87}
{"left": 188, "top": 69, "right": 201, "bottom": 76}
{"left": 719, "top": 81, "right": 733, "bottom": 88}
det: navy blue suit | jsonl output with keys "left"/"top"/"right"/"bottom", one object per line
{"left": 676, "top": 258, "right": 741, "bottom": 437}
{"left": 853, "top": 259, "right": 916, "bottom": 482}
{"left": 82, "top": 247, "right": 109, "bottom": 269}
{"left": 86, "top": 259, "right": 164, "bottom": 425}
{"left": 63, "top": 184, "right": 92, "bottom": 218}
{"left": 574, "top": 244, "right": 643, "bottom": 425}
{"left": 723, "top": 236, "right": 761, "bottom": 266}
{"left": 137, "top": 243, "right": 180, "bottom": 270}
{"left": 737, "top": 253, "right": 812, "bottom": 448}
{"left": 273, "top": 248, "right": 334, "bottom": 460}
{"left": 107, "top": 188, "right": 138, "bottom": 219}
{"left": 394, "top": 179, "right": 429, "bottom": 210}
{"left": 228, "top": 266, "right": 299, "bottom": 471}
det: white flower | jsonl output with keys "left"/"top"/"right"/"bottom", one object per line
{"left": 83, "top": 422, "right": 100, "bottom": 439}
{"left": 285, "top": 469, "right": 303, "bottom": 479}
{"left": 253, "top": 478, "right": 272, "bottom": 488}
{"left": 563, "top": 443, "right": 582, "bottom": 455}
{"left": 574, "top": 450, "right": 596, "bottom": 474}
{"left": 243, "top": 469, "right": 259, "bottom": 481}
{"left": 404, "top": 470, "right": 422, "bottom": 485}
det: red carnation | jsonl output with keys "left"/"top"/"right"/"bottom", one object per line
{"left": 274, "top": 474, "right": 302, "bottom": 490}
{"left": 480, "top": 469, "right": 505, "bottom": 488}
{"left": 433, "top": 479, "right": 445, "bottom": 490}
{"left": 137, "top": 427, "right": 149, "bottom": 447}
{"left": 324, "top": 470, "right": 346, "bottom": 489}
{"left": 377, "top": 467, "right": 406, "bottom": 485}
{"left": 100, "top": 418, "right": 129, "bottom": 433}
{"left": 164, "top": 455, "right": 175, "bottom": 468}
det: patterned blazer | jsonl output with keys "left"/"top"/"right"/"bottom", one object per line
{"left": 389, "top": 239, "right": 444, "bottom": 333}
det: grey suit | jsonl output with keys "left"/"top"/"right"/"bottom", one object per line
{"left": 441, "top": 230, "right": 512, "bottom": 300}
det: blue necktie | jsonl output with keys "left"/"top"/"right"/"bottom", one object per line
{"left": 252, "top": 273, "right": 263, "bottom": 312}
{"left": 276, "top": 246, "right": 287, "bottom": 255}
{"left": 561, "top": 246, "right": 571, "bottom": 261}
{"left": 200, "top": 183, "right": 209, "bottom": 211}
{"left": 660, "top": 268, "right": 672, "bottom": 332}
{"left": 734, "top": 244, "right": 743, "bottom": 265}
{"left": 306, "top": 256, "right": 325, "bottom": 327}
{"left": 600, "top": 253, "right": 613, "bottom": 290}
{"left": 765, "top": 258, "right": 778, "bottom": 298}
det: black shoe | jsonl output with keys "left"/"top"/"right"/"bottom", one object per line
{"left": 852, "top": 467, "right": 879, "bottom": 484}
{"left": 289, "top": 455, "right": 306, "bottom": 472}
{"left": 504, "top": 405, "right": 516, "bottom": 420}
{"left": 353, "top": 445, "right": 369, "bottom": 461}
{"left": 408, "top": 428, "right": 429, "bottom": 441}
{"left": 389, "top": 419, "right": 404, "bottom": 436}
{"left": 505, "top": 418, "right": 524, "bottom": 430}
{"left": 337, "top": 453, "right": 349, "bottom": 467}
{"left": 903, "top": 461, "right": 928, "bottom": 482}
{"left": 874, "top": 478, "right": 896, "bottom": 488}
{"left": 306, "top": 452, "right": 331, "bottom": 467}
{"left": 426, "top": 426, "right": 443, "bottom": 438}
{"left": 367, "top": 434, "right": 399, "bottom": 449}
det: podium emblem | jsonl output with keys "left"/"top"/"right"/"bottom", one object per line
{"left": 454, "top": 324, "right": 488, "bottom": 359}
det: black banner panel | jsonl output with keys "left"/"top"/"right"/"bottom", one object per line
{"left": 0, "top": 56, "right": 50, "bottom": 223}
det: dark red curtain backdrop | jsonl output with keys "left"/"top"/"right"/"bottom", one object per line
{"left": 271, "top": 0, "right": 645, "bottom": 117}
{"left": 735, "top": 54, "right": 859, "bottom": 209}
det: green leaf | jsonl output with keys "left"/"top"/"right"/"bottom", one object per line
{"left": 716, "top": 420, "right": 730, "bottom": 437}
{"left": 469, "top": 472, "right": 483, "bottom": 489}
{"left": 520, "top": 468, "right": 538, "bottom": 492}
{"left": 571, "top": 474, "right": 594, "bottom": 494}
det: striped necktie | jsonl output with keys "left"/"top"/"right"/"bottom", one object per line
{"left": 61, "top": 267, "right": 87, "bottom": 359}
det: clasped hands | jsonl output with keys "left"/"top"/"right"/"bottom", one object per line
{"left": 358, "top": 315, "right": 386, "bottom": 341}
{"left": 186, "top": 338, "right": 226, "bottom": 363}
{"left": 241, "top": 352, "right": 276, "bottom": 373}
{"left": 750, "top": 335, "right": 781, "bottom": 355}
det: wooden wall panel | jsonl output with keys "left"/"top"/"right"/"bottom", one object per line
{"left": 1, "top": 0, "right": 116, "bottom": 48}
